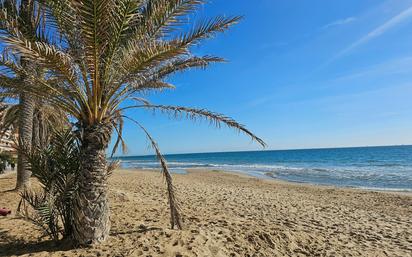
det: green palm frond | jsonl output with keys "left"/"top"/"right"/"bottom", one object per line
{"left": 117, "top": 16, "right": 239, "bottom": 81}
{"left": 102, "top": 0, "right": 139, "bottom": 74}
{"left": 122, "top": 55, "right": 225, "bottom": 88}
{"left": 2, "top": 35, "right": 78, "bottom": 85}
{"left": 139, "top": 0, "right": 204, "bottom": 38}
{"left": 178, "top": 16, "right": 242, "bottom": 47}
{"left": 18, "top": 128, "right": 81, "bottom": 240}
{"left": 18, "top": 189, "right": 60, "bottom": 240}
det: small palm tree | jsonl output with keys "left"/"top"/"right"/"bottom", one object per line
{"left": 1, "top": 0, "right": 266, "bottom": 245}
{"left": 18, "top": 128, "right": 81, "bottom": 241}
{"left": 0, "top": 0, "right": 47, "bottom": 190}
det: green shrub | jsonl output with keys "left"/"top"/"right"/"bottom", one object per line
{"left": 17, "top": 129, "right": 80, "bottom": 241}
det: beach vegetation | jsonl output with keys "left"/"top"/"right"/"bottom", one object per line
{"left": 17, "top": 128, "right": 80, "bottom": 241}
{"left": 0, "top": 0, "right": 265, "bottom": 245}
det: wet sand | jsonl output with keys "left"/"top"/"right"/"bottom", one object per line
{"left": 1, "top": 169, "right": 411, "bottom": 256}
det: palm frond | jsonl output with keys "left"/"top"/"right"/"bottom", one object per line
{"left": 159, "top": 56, "right": 226, "bottom": 75}
{"left": 0, "top": 34, "right": 90, "bottom": 118}
{"left": 2, "top": 34, "right": 78, "bottom": 86}
{"left": 103, "top": 0, "right": 140, "bottom": 78}
{"left": 125, "top": 104, "right": 267, "bottom": 147}
{"left": 116, "top": 16, "right": 239, "bottom": 83}
{"left": 140, "top": 0, "right": 204, "bottom": 38}
{"left": 123, "top": 115, "right": 182, "bottom": 229}
{"left": 18, "top": 189, "right": 60, "bottom": 240}
{"left": 0, "top": 102, "right": 18, "bottom": 137}
{"left": 110, "top": 111, "right": 128, "bottom": 157}
{"left": 177, "top": 15, "right": 242, "bottom": 47}
{"left": 136, "top": 80, "right": 176, "bottom": 91}
{"left": 42, "top": 0, "right": 77, "bottom": 40}
{"left": 121, "top": 55, "right": 225, "bottom": 89}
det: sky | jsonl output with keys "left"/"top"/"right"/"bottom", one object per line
{"left": 115, "top": 0, "right": 412, "bottom": 156}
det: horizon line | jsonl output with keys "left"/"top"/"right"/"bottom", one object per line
{"left": 111, "top": 143, "right": 412, "bottom": 158}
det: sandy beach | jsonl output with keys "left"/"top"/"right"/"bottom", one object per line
{"left": 1, "top": 169, "right": 411, "bottom": 257}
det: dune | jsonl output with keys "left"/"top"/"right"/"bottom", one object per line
{"left": 0, "top": 169, "right": 411, "bottom": 257}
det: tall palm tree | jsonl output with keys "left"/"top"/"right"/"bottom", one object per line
{"left": 0, "top": 0, "right": 266, "bottom": 245}
{"left": 0, "top": 0, "right": 46, "bottom": 190}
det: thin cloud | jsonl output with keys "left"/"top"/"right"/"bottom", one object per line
{"left": 322, "top": 17, "right": 357, "bottom": 29}
{"left": 331, "top": 56, "right": 412, "bottom": 83}
{"left": 334, "top": 5, "right": 412, "bottom": 59}
{"left": 246, "top": 56, "right": 412, "bottom": 109}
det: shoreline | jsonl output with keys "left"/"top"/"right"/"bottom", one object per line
{"left": 121, "top": 167, "right": 412, "bottom": 195}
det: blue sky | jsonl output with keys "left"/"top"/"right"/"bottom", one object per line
{"left": 116, "top": 0, "right": 412, "bottom": 156}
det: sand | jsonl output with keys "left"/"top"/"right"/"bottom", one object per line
{"left": 0, "top": 169, "right": 411, "bottom": 257}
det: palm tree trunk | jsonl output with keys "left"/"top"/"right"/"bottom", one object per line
{"left": 73, "top": 123, "right": 112, "bottom": 245}
{"left": 38, "top": 111, "right": 48, "bottom": 148}
{"left": 15, "top": 92, "right": 35, "bottom": 190}
{"left": 32, "top": 112, "right": 40, "bottom": 149}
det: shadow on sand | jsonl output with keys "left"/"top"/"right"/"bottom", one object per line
{"left": 110, "top": 226, "right": 162, "bottom": 236}
{"left": 0, "top": 188, "right": 15, "bottom": 193}
{"left": 0, "top": 226, "right": 162, "bottom": 256}
{"left": 0, "top": 230, "right": 74, "bottom": 256}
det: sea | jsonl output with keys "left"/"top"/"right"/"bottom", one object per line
{"left": 113, "top": 145, "right": 412, "bottom": 192}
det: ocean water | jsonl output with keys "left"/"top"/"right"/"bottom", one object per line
{"left": 114, "top": 146, "right": 412, "bottom": 191}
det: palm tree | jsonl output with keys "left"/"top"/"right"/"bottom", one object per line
{"left": 0, "top": 0, "right": 46, "bottom": 190}
{"left": 0, "top": 0, "right": 266, "bottom": 245}
{"left": 0, "top": 99, "right": 69, "bottom": 149}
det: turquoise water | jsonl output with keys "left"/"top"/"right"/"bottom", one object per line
{"left": 115, "top": 146, "right": 412, "bottom": 191}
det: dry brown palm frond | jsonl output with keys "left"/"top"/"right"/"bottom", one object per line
{"left": 124, "top": 104, "right": 267, "bottom": 147}
{"left": 123, "top": 115, "right": 182, "bottom": 229}
{"left": 135, "top": 80, "right": 176, "bottom": 91}
{"left": 0, "top": 98, "right": 70, "bottom": 148}
{"left": 131, "top": 97, "right": 151, "bottom": 106}
{"left": 110, "top": 110, "right": 128, "bottom": 157}
{"left": 107, "top": 160, "right": 120, "bottom": 176}
{"left": 0, "top": 102, "right": 18, "bottom": 137}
